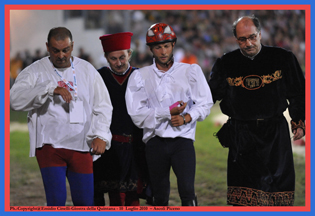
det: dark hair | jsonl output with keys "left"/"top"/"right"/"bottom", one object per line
{"left": 232, "top": 15, "right": 261, "bottom": 38}
{"left": 47, "top": 27, "right": 73, "bottom": 44}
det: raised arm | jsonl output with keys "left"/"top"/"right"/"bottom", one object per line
{"left": 10, "top": 67, "right": 58, "bottom": 111}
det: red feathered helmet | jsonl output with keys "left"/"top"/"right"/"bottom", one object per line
{"left": 146, "top": 23, "right": 177, "bottom": 46}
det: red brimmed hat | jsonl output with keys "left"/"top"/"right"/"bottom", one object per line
{"left": 99, "top": 32, "right": 133, "bottom": 53}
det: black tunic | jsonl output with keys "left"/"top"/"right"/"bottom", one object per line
{"left": 209, "top": 45, "right": 305, "bottom": 206}
{"left": 93, "top": 66, "right": 149, "bottom": 195}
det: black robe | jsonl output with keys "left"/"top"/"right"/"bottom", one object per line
{"left": 93, "top": 66, "right": 149, "bottom": 196}
{"left": 209, "top": 45, "right": 305, "bottom": 206}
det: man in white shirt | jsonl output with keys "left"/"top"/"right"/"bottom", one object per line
{"left": 125, "top": 23, "right": 213, "bottom": 206}
{"left": 10, "top": 27, "right": 113, "bottom": 206}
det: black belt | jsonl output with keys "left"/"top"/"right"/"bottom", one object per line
{"left": 230, "top": 115, "right": 283, "bottom": 126}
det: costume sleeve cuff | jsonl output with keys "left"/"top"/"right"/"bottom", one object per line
{"left": 96, "top": 136, "right": 108, "bottom": 142}
{"left": 48, "top": 85, "right": 58, "bottom": 96}
{"left": 187, "top": 111, "right": 197, "bottom": 123}
{"left": 156, "top": 107, "right": 172, "bottom": 120}
{"left": 291, "top": 120, "right": 305, "bottom": 134}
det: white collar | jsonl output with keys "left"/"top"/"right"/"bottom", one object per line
{"left": 152, "top": 57, "right": 176, "bottom": 75}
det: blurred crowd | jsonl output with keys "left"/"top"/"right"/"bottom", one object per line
{"left": 10, "top": 10, "right": 305, "bottom": 87}
{"left": 130, "top": 10, "right": 305, "bottom": 79}
{"left": 10, "top": 49, "right": 45, "bottom": 87}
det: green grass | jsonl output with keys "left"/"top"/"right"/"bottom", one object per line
{"left": 10, "top": 110, "right": 28, "bottom": 123}
{"left": 10, "top": 131, "right": 38, "bottom": 171}
{"left": 10, "top": 105, "right": 305, "bottom": 206}
{"left": 10, "top": 131, "right": 40, "bottom": 190}
{"left": 293, "top": 155, "right": 306, "bottom": 206}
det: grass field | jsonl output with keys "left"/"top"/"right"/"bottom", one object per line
{"left": 9, "top": 104, "right": 305, "bottom": 206}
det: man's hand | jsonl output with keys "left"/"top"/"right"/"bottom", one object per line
{"left": 170, "top": 101, "right": 187, "bottom": 115}
{"left": 54, "top": 86, "right": 72, "bottom": 103}
{"left": 171, "top": 115, "right": 183, "bottom": 127}
{"left": 171, "top": 114, "right": 192, "bottom": 127}
{"left": 293, "top": 128, "right": 304, "bottom": 141}
{"left": 90, "top": 138, "right": 106, "bottom": 155}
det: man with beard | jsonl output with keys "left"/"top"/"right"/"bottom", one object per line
{"left": 209, "top": 15, "right": 305, "bottom": 206}
{"left": 93, "top": 32, "right": 151, "bottom": 206}
{"left": 125, "top": 23, "right": 213, "bottom": 206}
{"left": 10, "top": 27, "right": 113, "bottom": 206}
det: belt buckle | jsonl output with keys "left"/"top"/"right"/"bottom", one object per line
{"left": 123, "top": 133, "right": 133, "bottom": 143}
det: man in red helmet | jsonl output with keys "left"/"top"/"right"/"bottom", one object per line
{"left": 125, "top": 23, "right": 213, "bottom": 206}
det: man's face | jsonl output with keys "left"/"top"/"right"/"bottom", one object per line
{"left": 106, "top": 50, "right": 131, "bottom": 73}
{"left": 46, "top": 37, "right": 73, "bottom": 68}
{"left": 235, "top": 20, "right": 261, "bottom": 57}
{"left": 151, "top": 42, "right": 174, "bottom": 66}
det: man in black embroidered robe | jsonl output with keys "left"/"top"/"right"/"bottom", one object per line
{"left": 93, "top": 32, "right": 150, "bottom": 206}
{"left": 208, "top": 15, "right": 305, "bottom": 206}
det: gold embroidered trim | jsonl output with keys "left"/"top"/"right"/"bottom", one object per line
{"left": 291, "top": 120, "right": 305, "bottom": 132}
{"left": 227, "top": 186, "right": 294, "bottom": 206}
{"left": 227, "top": 76, "right": 243, "bottom": 87}
{"left": 227, "top": 70, "right": 282, "bottom": 90}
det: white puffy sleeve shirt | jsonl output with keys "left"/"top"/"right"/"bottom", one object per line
{"left": 10, "top": 56, "right": 113, "bottom": 157}
{"left": 125, "top": 62, "right": 213, "bottom": 143}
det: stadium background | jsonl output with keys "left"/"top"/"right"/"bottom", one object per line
{"left": 10, "top": 10, "right": 305, "bottom": 84}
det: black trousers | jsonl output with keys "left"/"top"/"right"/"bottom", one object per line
{"left": 145, "top": 136, "right": 196, "bottom": 206}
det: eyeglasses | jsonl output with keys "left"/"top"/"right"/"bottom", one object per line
{"left": 237, "top": 32, "right": 259, "bottom": 44}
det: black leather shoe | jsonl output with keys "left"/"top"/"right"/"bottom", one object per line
{"left": 181, "top": 196, "right": 198, "bottom": 206}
